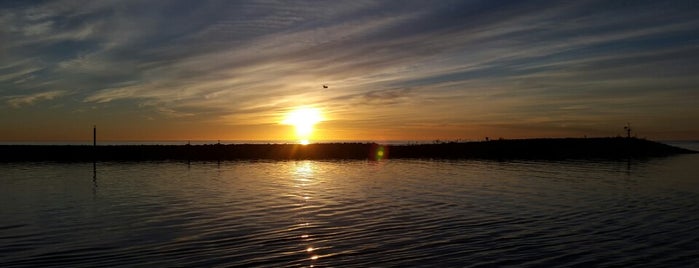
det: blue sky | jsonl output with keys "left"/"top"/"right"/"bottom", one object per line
{"left": 1, "top": 0, "right": 698, "bottom": 141}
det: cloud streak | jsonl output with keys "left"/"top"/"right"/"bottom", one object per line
{"left": 1, "top": 0, "right": 698, "bottom": 140}
{"left": 6, "top": 90, "right": 68, "bottom": 108}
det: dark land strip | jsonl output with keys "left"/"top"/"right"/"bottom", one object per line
{"left": 0, "top": 138, "right": 694, "bottom": 162}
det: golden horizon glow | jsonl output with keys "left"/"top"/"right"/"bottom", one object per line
{"left": 2, "top": 2, "right": 699, "bottom": 142}
{"left": 282, "top": 107, "right": 323, "bottom": 143}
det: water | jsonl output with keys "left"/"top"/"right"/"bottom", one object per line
{"left": 663, "top": 140, "right": 699, "bottom": 152}
{"left": 1, "top": 156, "right": 698, "bottom": 267}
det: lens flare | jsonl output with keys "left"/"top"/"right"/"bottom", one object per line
{"left": 370, "top": 144, "right": 388, "bottom": 161}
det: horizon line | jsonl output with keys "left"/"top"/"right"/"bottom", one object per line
{"left": 2, "top": 137, "right": 698, "bottom": 145}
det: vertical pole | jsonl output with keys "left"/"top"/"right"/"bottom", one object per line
{"left": 92, "top": 125, "right": 97, "bottom": 188}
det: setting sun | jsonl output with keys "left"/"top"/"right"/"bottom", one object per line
{"left": 282, "top": 107, "right": 323, "bottom": 142}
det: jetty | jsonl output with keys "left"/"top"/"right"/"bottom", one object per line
{"left": 0, "top": 137, "right": 694, "bottom": 162}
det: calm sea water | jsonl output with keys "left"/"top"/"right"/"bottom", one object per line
{"left": 1, "top": 155, "right": 698, "bottom": 267}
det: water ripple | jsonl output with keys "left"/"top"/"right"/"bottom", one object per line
{"left": 1, "top": 157, "right": 699, "bottom": 266}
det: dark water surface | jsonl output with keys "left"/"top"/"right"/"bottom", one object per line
{"left": 2, "top": 156, "right": 698, "bottom": 267}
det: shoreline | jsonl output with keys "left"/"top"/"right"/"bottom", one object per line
{"left": 0, "top": 137, "right": 695, "bottom": 162}
{"left": 0, "top": 137, "right": 697, "bottom": 162}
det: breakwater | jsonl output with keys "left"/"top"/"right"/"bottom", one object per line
{"left": 0, "top": 138, "right": 694, "bottom": 162}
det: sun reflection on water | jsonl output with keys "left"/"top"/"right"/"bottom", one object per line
{"left": 294, "top": 161, "right": 314, "bottom": 179}
{"left": 292, "top": 161, "right": 322, "bottom": 267}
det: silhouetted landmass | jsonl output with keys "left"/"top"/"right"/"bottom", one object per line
{"left": 0, "top": 138, "right": 694, "bottom": 162}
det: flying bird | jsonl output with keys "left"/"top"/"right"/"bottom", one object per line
{"left": 322, "top": 84, "right": 328, "bottom": 89}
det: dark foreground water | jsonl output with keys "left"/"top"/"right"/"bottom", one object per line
{"left": 2, "top": 156, "right": 699, "bottom": 267}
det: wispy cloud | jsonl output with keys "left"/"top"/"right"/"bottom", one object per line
{"left": 6, "top": 90, "right": 68, "bottom": 108}
{"left": 1, "top": 0, "right": 698, "bottom": 139}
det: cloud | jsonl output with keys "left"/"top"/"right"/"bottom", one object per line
{"left": 1, "top": 0, "right": 698, "bottom": 139}
{"left": 21, "top": 20, "right": 54, "bottom": 36}
{"left": 83, "top": 84, "right": 144, "bottom": 103}
{"left": 6, "top": 90, "right": 68, "bottom": 108}
{"left": 0, "top": 64, "right": 43, "bottom": 84}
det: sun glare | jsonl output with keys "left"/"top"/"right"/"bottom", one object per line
{"left": 282, "top": 107, "right": 323, "bottom": 142}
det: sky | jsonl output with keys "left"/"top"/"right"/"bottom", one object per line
{"left": 1, "top": 0, "right": 698, "bottom": 142}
